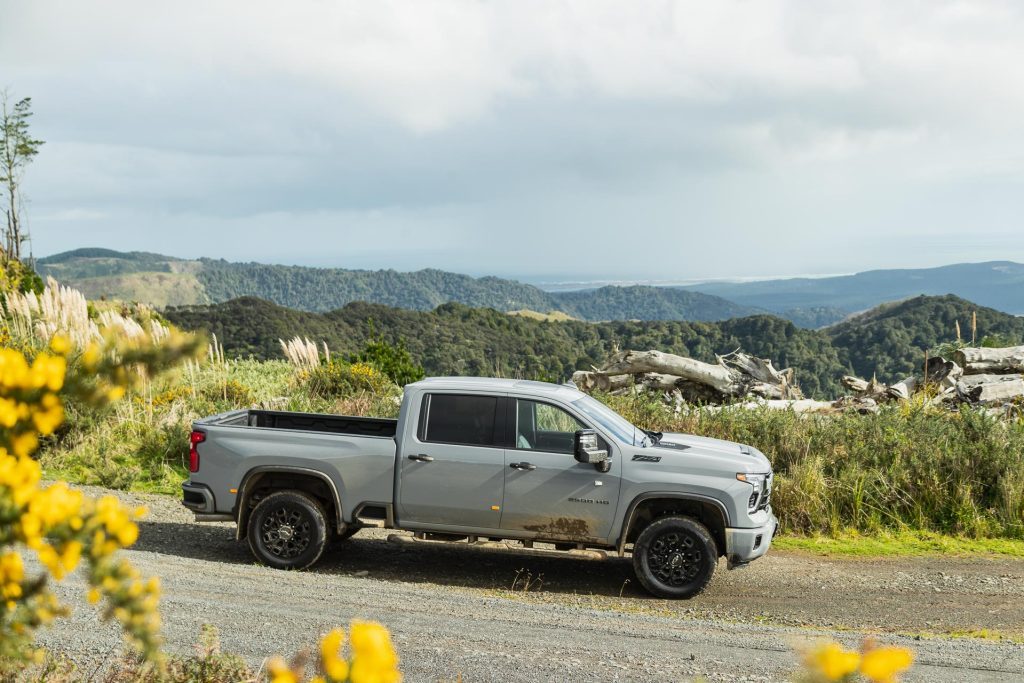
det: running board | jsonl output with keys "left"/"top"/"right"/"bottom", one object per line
{"left": 386, "top": 533, "right": 608, "bottom": 561}
{"left": 355, "top": 517, "right": 388, "bottom": 528}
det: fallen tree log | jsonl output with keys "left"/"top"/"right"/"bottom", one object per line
{"left": 953, "top": 345, "right": 1024, "bottom": 375}
{"left": 571, "top": 371, "right": 632, "bottom": 393}
{"left": 598, "top": 350, "right": 744, "bottom": 396}
{"left": 886, "top": 376, "right": 918, "bottom": 401}
{"left": 842, "top": 375, "right": 887, "bottom": 399}
{"left": 956, "top": 375, "right": 1024, "bottom": 405}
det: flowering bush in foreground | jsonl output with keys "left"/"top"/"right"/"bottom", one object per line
{"left": 802, "top": 639, "right": 914, "bottom": 682}
{"left": 268, "top": 620, "right": 401, "bottom": 683}
{"left": 0, "top": 329, "right": 202, "bottom": 669}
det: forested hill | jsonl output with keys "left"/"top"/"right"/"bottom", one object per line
{"left": 37, "top": 249, "right": 766, "bottom": 323}
{"left": 164, "top": 297, "right": 846, "bottom": 397}
{"left": 828, "top": 294, "right": 1024, "bottom": 382}
{"left": 549, "top": 285, "right": 761, "bottom": 321}
{"left": 162, "top": 293, "right": 1024, "bottom": 399}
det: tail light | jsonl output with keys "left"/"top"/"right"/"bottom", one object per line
{"left": 189, "top": 430, "right": 205, "bottom": 473}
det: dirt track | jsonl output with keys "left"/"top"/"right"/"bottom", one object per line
{"left": 37, "top": 488, "right": 1024, "bottom": 682}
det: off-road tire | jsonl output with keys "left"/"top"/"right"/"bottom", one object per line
{"left": 632, "top": 515, "right": 717, "bottom": 599}
{"left": 247, "top": 490, "right": 328, "bottom": 570}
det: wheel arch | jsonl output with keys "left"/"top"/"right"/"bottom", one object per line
{"left": 617, "top": 492, "right": 730, "bottom": 557}
{"left": 235, "top": 466, "right": 343, "bottom": 540}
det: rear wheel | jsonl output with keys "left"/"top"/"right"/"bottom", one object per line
{"left": 632, "top": 515, "right": 717, "bottom": 599}
{"left": 247, "top": 491, "right": 328, "bottom": 570}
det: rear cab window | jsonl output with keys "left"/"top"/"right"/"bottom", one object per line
{"left": 419, "top": 393, "right": 503, "bottom": 447}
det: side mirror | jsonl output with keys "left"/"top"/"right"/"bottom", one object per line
{"left": 574, "top": 429, "right": 608, "bottom": 465}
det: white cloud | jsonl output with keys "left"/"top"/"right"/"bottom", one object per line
{"left": 2, "top": 0, "right": 1024, "bottom": 277}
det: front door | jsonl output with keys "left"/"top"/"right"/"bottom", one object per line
{"left": 500, "top": 398, "right": 621, "bottom": 542}
{"left": 397, "top": 392, "right": 506, "bottom": 530}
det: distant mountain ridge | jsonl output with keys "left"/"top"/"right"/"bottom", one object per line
{"left": 37, "top": 248, "right": 1024, "bottom": 326}
{"left": 683, "top": 261, "right": 1024, "bottom": 319}
{"left": 37, "top": 248, "right": 764, "bottom": 323}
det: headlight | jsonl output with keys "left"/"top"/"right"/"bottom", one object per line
{"left": 737, "top": 472, "right": 770, "bottom": 511}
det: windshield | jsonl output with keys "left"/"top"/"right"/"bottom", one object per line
{"left": 572, "top": 395, "right": 647, "bottom": 447}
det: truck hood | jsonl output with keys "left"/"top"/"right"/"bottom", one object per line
{"left": 651, "top": 432, "right": 771, "bottom": 472}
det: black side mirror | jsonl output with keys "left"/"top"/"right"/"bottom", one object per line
{"left": 574, "top": 429, "right": 608, "bottom": 465}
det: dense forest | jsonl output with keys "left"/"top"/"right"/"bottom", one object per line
{"left": 163, "top": 293, "right": 1024, "bottom": 399}
{"left": 549, "top": 285, "right": 761, "bottom": 321}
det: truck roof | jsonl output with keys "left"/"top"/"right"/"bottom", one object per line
{"left": 408, "top": 376, "right": 586, "bottom": 402}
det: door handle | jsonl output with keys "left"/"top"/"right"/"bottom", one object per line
{"left": 509, "top": 462, "right": 537, "bottom": 471}
{"left": 408, "top": 454, "right": 434, "bottom": 462}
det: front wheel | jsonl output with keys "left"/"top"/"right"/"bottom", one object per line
{"left": 632, "top": 516, "right": 717, "bottom": 599}
{"left": 247, "top": 491, "right": 328, "bottom": 570}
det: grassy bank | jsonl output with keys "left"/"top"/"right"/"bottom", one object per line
{"left": 773, "top": 531, "right": 1024, "bottom": 558}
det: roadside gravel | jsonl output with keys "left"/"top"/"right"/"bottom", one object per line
{"left": 36, "top": 487, "right": 1024, "bottom": 682}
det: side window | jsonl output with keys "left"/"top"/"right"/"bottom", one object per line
{"left": 422, "top": 394, "right": 499, "bottom": 447}
{"left": 516, "top": 400, "right": 585, "bottom": 454}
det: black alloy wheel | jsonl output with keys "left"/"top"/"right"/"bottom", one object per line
{"left": 247, "top": 490, "right": 328, "bottom": 570}
{"left": 632, "top": 516, "right": 717, "bottom": 599}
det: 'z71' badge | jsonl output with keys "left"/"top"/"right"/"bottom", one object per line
{"left": 632, "top": 454, "right": 662, "bottom": 463}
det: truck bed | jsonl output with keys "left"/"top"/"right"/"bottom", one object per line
{"left": 199, "top": 409, "right": 398, "bottom": 438}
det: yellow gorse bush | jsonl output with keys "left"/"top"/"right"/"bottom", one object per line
{"left": 268, "top": 620, "right": 402, "bottom": 683}
{"left": 801, "top": 639, "right": 914, "bottom": 682}
{"left": 0, "top": 328, "right": 203, "bottom": 667}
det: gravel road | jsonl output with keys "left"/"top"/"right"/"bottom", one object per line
{"left": 37, "top": 487, "right": 1024, "bottom": 682}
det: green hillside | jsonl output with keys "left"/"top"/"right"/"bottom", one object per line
{"left": 827, "top": 294, "right": 1024, "bottom": 380}
{"left": 164, "top": 293, "right": 1024, "bottom": 399}
{"left": 550, "top": 285, "right": 762, "bottom": 321}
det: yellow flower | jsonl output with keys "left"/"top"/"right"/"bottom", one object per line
{"left": 87, "top": 588, "right": 101, "bottom": 605}
{"left": 267, "top": 656, "right": 297, "bottom": 683}
{"left": 321, "top": 627, "right": 349, "bottom": 681}
{"left": 860, "top": 645, "right": 914, "bottom": 682}
{"left": 804, "top": 641, "right": 860, "bottom": 681}
{"left": 11, "top": 432, "right": 39, "bottom": 458}
{"left": 349, "top": 620, "right": 401, "bottom": 683}
{"left": 49, "top": 335, "right": 71, "bottom": 355}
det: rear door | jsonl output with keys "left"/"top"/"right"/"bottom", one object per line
{"left": 500, "top": 398, "right": 621, "bottom": 541}
{"left": 397, "top": 392, "right": 507, "bottom": 530}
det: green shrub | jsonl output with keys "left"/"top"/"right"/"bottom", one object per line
{"left": 300, "top": 360, "right": 397, "bottom": 398}
{"left": 349, "top": 332, "right": 425, "bottom": 387}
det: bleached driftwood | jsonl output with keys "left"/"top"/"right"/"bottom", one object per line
{"left": 955, "top": 375, "right": 1024, "bottom": 405}
{"left": 887, "top": 376, "right": 919, "bottom": 401}
{"left": 571, "top": 371, "right": 632, "bottom": 393}
{"left": 842, "top": 375, "right": 887, "bottom": 399}
{"left": 598, "top": 350, "right": 743, "bottom": 396}
{"left": 953, "top": 345, "right": 1024, "bottom": 375}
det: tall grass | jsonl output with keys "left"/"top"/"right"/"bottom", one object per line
{"left": 608, "top": 393, "right": 1024, "bottom": 539}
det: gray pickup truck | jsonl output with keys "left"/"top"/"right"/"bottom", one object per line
{"left": 182, "top": 377, "right": 777, "bottom": 598}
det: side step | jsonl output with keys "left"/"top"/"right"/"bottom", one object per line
{"left": 386, "top": 533, "right": 608, "bottom": 561}
{"left": 355, "top": 517, "right": 388, "bottom": 528}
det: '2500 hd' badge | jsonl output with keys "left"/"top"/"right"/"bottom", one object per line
{"left": 632, "top": 454, "right": 662, "bottom": 462}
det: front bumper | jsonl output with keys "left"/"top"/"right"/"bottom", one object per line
{"left": 181, "top": 481, "right": 216, "bottom": 513}
{"left": 724, "top": 510, "right": 778, "bottom": 568}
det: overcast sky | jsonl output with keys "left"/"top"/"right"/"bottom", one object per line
{"left": 2, "top": 1, "right": 1023, "bottom": 282}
